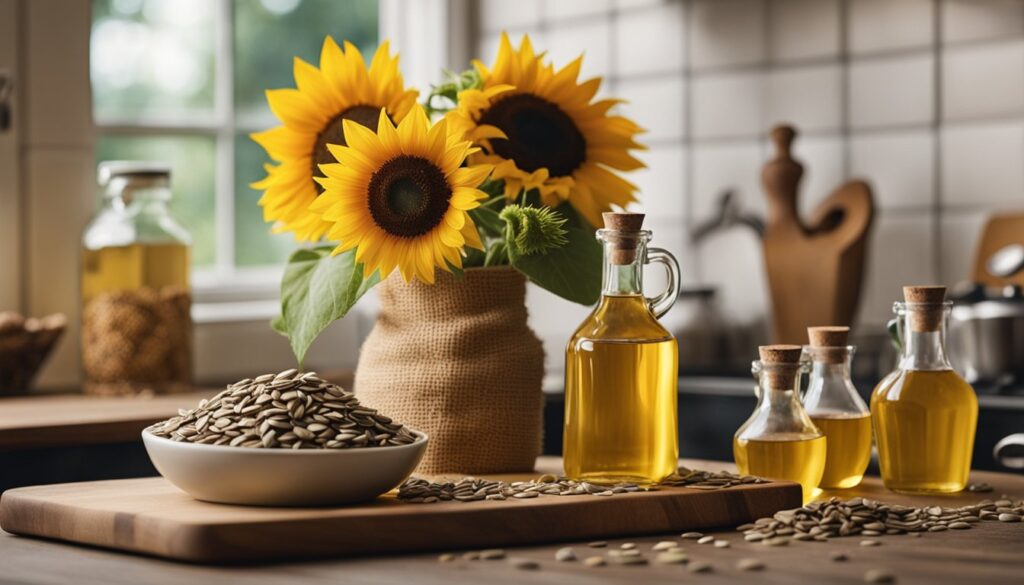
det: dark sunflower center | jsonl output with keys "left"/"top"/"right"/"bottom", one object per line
{"left": 477, "top": 93, "right": 586, "bottom": 177}
{"left": 311, "top": 105, "right": 386, "bottom": 194}
{"left": 367, "top": 155, "right": 452, "bottom": 238}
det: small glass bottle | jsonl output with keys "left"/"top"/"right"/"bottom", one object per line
{"left": 81, "top": 161, "right": 193, "bottom": 395}
{"left": 563, "top": 212, "right": 681, "bottom": 485}
{"left": 872, "top": 286, "right": 978, "bottom": 494}
{"left": 734, "top": 345, "right": 826, "bottom": 502}
{"left": 803, "top": 326, "right": 871, "bottom": 490}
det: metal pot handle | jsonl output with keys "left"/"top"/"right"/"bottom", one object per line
{"left": 994, "top": 433, "right": 1024, "bottom": 470}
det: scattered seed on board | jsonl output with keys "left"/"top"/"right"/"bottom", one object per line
{"left": 697, "top": 535, "right": 715, "bottom": 544}
{"left": 830, "top": 552, "right": 849, "bottom": 562}
{"left": 480, "top": 549, "right": 506, "bottom": 560}
{"left": 614, "top": 556, "right": 648, "bottom": 566}
{"left": 584, "top": 556, "right": 606, "bottom": 567}
{"left": 656, "top": 551, "right": 689, "bottom": 565}
{"left": 588, "top": 541, "right": 608, "bottom": 548}
{"left": 437, "top": 553, "right": 456, "bottom": 563}
{"left": 998, "top": 513, "right": 1021, "bottom": 522}
{"left": 509, "top": 558, "right": 540, "bottom": 570}
{"left": 681, "top": 532, "right": 704, "bottom": 540}
{"left": 555, "top": 547, "right": 576, "bottom": 562}
{"left": 861, "top": 540, "right": 881, "bottom": 547}
{"left": 462, "top": 552, "right": 480, "bottom": 561}
{"left": 714, "top": 540, "right": 730, "bottom": 548}
{"left": 967, "top": 482, "right": 993, "bottom": 493}
{"left": 737, "top": 558, "right": 765, "bottom": 572}
{"left": 865, "top": 569, "right": 897, "bottom": 584}
{"left": 652, "top": 541, "right": 677, "bottom": 551}
{"left": 621, "top": 542, "right": 637, "bottom": 550}
{"left": 688, "top": 561, "right": 713, "bottom": 573}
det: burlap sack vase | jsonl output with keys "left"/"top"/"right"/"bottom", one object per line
{"left": 354, "top": 266, "right": 544, "bottom": 474}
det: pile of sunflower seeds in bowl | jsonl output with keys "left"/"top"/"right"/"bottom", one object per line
{"left": 147, "top": 369, "right": 419, "bottom": 449}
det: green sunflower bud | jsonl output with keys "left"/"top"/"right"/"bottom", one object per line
{"left": 500, "top": 205, "right": 569, "bottom": 256}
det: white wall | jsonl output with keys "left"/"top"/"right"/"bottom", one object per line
{"left": 475, "top": 0, "right": 1024, "bottom": 376}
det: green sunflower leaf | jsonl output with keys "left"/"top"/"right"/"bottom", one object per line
{"left": 469, "top": 205, "right": 505, "bottom": 238}
{"left": 275, "top": 246, "right": 379, "bottom": 364}
{"left": 508, "top": 222, "right": 602, "bottom": 305}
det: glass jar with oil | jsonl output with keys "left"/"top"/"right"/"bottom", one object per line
{"left": 563, "top": 212, "right": 681, "bottom": 485}
{"left": 872, "top": 286, "right": 978, "bottom": 494}
{"left": 81, "top": 162, "right": 192, "bottom": 395}
{"left": 802, "top": 326, "right": 872, "bottom": 490}
{"left": 734, "top": 345, "right": 826, "bottom": 502}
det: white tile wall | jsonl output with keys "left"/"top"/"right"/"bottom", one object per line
{"left": 692, "top": 71, "right": 764, "bottom": 139}
{"left": 942, "top": 40, "right": 1024, "bottom": 121}
{"left": 614, "top": 0, "right": 686, "bottom": 77}
{"left": 768, "top": 0, "right": 841, "bottom": 63}
{"left": 545, "top": 0, "right": 613, "bottom": 22}
{"left": 939, "top": 211, "right": 988, "bottom": 286}
{"left": 848, "top": 54, "right": 935, "bottom": 129}
{"left": 942, "top": 0, "right": 1024, "bottom": 45}
{"left": 691, "top": 142, "right": 765, "bottom": 219}
{"left": 478, "top": 0, "right": 543, "bottom": 32}
{"left": 765, "top": 65, "right": 843, "bottom": 133}
{"left": 618, "top": 76, "right": 686, "bottom": 142}
{"left": 690, "top": 0, "right": 766, "bottom": 70}
{"left": 941, "top": 122, "right": 1024, "bottom": 210}
{"left": 849, "top": 130, "right": 934, "bottom": 209}
{"left": 472, "top": 0, "right": 1024, "bottom": 350}
{"left": 543, "top": 19, "right": 614, "bottom": 79}
{"left": 629, "top": 144, "right": 687, "bottom": 220}
{"left": 848, "top": 0, "right": 934, "bottom": 55}
{"left": 860, "top": 214, "right": 937, "bottom": 324}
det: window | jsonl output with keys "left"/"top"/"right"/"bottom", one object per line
{"left": 90, "top": 0, "right": 379, "bottom": 289}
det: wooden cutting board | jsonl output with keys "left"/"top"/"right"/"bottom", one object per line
{"left": 0, "top": 472, "right": 800, "bottom": 563}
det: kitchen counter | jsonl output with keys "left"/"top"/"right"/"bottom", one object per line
{"left": 2, "top": 458, "right": 1022, "bottom": 585}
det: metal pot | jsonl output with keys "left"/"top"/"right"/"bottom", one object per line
{"left": 949, "top": 284, "right": 1024, "bottom": 386}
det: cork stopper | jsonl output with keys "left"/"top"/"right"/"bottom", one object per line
{"left": 602, "top": 212, "right": 646, "bottom": 265}
{"left": 903, "top": 285, "right": 947, "bottom": 332}
{"left": 807, "top": 326, "right": 850, "bottom": 364}
{"left": 758, "top": 344, "right": 803, "bottom": 390}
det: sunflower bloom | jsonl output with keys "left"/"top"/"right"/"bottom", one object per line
{"left": 251, "top": 38, "right": 419, "bottom": 241}
{"left": 446, "top": 33, "right": 646, "bottom": 227}
{"left": 310, "top": 105, "right": 491, "bottom": 284}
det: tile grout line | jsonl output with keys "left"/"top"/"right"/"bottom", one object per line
{"left": 932, "top": 0, "right": 944, "bottom": 284}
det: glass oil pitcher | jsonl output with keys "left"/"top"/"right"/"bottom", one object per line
{"left": 81, "top": 162, "right": 193, "bottom": 395}
{"left": 734, "top": 345, "right": 826, "bottom": 502}
{"left": 563, "top": 212, "right": 681, "bottom": 485}
{"left": 803, "top": 326, "right": 871, "bottom": 490}
{"left": 872, "top": 286, "right": 978, "bottom": 494}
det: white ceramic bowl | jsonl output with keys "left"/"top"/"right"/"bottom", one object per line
{"left": 142, "top": 428, "right": 427, "bottom": 506}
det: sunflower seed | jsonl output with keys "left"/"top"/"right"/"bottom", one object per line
{"left": 737, "top": 558, "right": 764, "bottom": 571}
{"left": 681, "top": 532, "right": 704, "bottom": 540}
{"left": 147, "top": 369, "right": 418, "bottom": 450}
{"left": 655, "top": 551, "right": 689, "bottom": 565}
{"left": 554, "top": 547, "right": 576, "bottom": 562}
{"left": 864, "top": 569, "right": 897, "bottom": 583}
{"left": 652, "top": 541, "right": 678, "bottom": 551}
{"left": 688, "top": 561, "right": 714, "bottom": 573}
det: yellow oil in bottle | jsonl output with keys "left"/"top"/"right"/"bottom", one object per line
{"left": 733, "top": 434, "right": 827, "bottom": 502}
{"left": 564, "top": 294, "right": 679, "bottom": 485}
{"left": 811, "top": 413, "right": 872, "bottom": 489}
{"left": 82, "top": 243, "right": 190, "bottom": 303}
{"left": 871, "top": 370, "right": 977, "bottom": 494}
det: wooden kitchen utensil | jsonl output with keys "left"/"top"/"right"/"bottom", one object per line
{"left": 971, "top": 212, "right": 1024, "bottom": 288}
{"left": 0, "top": 463, "right": 800, "bottom": 563}
{"left": 762, "top": 125, "right": 874, "bottom": 344}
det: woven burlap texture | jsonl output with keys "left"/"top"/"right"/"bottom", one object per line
{"left": 354, "top": 266, "right": 545, "bottom": 475}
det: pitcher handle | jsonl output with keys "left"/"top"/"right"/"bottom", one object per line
{"left": 645, "top": 247, "right": 681, "bottom": 319}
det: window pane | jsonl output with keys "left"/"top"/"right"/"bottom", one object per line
{"left": 91, "top": 0, "right": 216, "bottom": 121}
{"left": 233, "top": 0, "right": 379, "bottom": 127}
{"left": 96, "top": 135, "right": 217, "bottom": 267}
{"left": 234, "top": 133, "right": 297, "bottom": 266}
